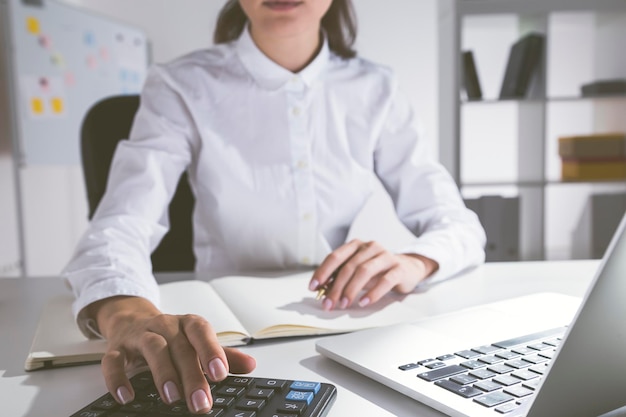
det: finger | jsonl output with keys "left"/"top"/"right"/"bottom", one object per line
{"left": 223, "top": 347, "right": 257, "bottom": 374}
{"left": 182, "top": 315, "right": 229, "bottom": 381}
{"left": 358, "top": 266, "right": 402, "bottom": 307}
{"left": 326, "top": 241, "right": 385, "bottom": 306}
{"left": 138, "top": 315, "right": 212, "bottom": 413}
{"left": 341, "top": 252, "right": 396, "bottom": 307}
{"left": 135, "top": 330, "right": 184, "bottom": 405}
{"left": 101, "top": 349, "right": 134, "bottom": 405}
{"left": 310, "top": 239, "right": 363, "bottom": 290}
{"left": 170, "top": 315, "right": 228, "bottom": 413}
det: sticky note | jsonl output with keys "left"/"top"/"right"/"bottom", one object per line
{"left": 50, "top": 97, "right": 64, "bottom": 114}
{"left": 31, "top": 97, "right": 44, "bottom": 115}
{"left": 26, "top": 17, "right": 40, "bottom": 34}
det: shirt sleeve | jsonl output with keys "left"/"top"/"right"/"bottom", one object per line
{"left": 373, "top": 74, "right": 486, "bottom": 285}
{"left": 62, "top": 65, "right": 196, "bottom": 337}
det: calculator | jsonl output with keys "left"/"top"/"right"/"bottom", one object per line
{"left": 69, "top": 370, "right": 337, "bottom": 417}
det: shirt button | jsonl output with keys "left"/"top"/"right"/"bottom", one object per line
{"left": 301, "top": 257, "right": 311, "bottom": 265}
{"left": 292, "top": 106, "right": 301, "bottom": 116}
{"left": 297, "top": 160, "right": 308, "bottom": 169}
{"left": 302, "top": 212, "right": 313, "bottom": 221}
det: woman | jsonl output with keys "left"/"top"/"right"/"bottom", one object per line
{"left": 64, "top": 0, "right": 486, "bottom": 414}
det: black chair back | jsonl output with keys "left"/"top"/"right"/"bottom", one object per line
{"left": 80, "top": 95, "right": 195, "bottom": 272}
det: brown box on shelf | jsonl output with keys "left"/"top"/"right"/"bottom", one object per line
{"left": 561, "top": 159, "right": 626, "bottom": 181}
{"left": 558, "top": 133, "right": 626, "bottom": 159}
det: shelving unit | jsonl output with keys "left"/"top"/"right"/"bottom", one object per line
{"left": 438, "top": 0, "right": 626, "bottom": 261}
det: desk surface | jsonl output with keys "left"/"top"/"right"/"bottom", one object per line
{"left": 0, "top": 260, "right": 600, "bottom": 417}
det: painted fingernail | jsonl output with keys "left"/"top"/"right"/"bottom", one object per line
{"left": 339, "top": 297, "right": 349, "bottom": 309}
{"left": 323, "top": 298, "right": 333, "bottom": 311}
{"left": 309, "top": 279, "right": 320, "bottom": 291}
{"left": 163, "top": 380, "right": 181, "bottom": 403}
{"left": 191, "top": 389, "right": 210, "bottom": 413}
{"left": 116, "top": 386, "right": 133, "bottom": 404}
{"left": 358, "top": 297, "right": 370, "bottom": 307}
{"left": 208, "top": 357, "right": 228, "bottom": 381}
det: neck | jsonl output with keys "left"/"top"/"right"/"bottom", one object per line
{"left": 249, "top": 27, "right": 322, "bottom": 73}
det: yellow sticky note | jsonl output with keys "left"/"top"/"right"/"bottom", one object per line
{"left": 26, "top": 17, "right": 40, "bottom": 35}
{"left": 50, "top": 97, "right": 64, "bottom": 114}
{"left": 31, "top": 97, "right": 44, "bottom": 115}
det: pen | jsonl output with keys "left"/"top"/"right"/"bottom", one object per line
{"left": 316, "top": 266, "right": 342, "bottom": 300}
{"left": 315, "top": 277, "right": 335, "bottom": 300}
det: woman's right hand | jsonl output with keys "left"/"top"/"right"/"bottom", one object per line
{"left": 87, "top": 296, "right": 257, "bottom": 414}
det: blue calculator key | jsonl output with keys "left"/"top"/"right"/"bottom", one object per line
{"left": 286, "top": 390, "right": 315, "bottom": 404}
{"left": 289, "top": 381, "right": 321, "bottom": 393}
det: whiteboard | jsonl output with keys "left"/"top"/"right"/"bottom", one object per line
{"left": 1, "top": 0, "right": 148, "bottom": 165}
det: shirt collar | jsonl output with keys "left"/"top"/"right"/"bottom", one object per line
{"left": 235, "top": 26, "right": 330, "bottom": 91}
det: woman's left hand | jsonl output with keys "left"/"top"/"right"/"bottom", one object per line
{"left": 309, "top": 239, "right": 438, "bottom": 311}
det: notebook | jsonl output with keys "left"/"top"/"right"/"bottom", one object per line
{"left": 25, "top": 271, "right": 420, "bottom": 371}
{"left": 316, "top": 212, "right": 626, "bottom": 417}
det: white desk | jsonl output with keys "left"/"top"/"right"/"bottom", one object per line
{"left": 0, "top": 260, "right": 599, "bottom": 417}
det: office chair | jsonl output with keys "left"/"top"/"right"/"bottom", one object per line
{"left": 80, "top": 95, "right": 195, "bottom": 272}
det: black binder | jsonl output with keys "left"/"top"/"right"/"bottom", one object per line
{"left": 462, "top": 50, "right": 482, "bottom": 100}
{"left": 499, "top": 33, "right": 545, "bottom": 99}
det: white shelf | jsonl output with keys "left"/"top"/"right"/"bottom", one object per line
{"left": 458, "top": 0, "right": 626, "bottom": 15}
{"left": 438, "top": 0, "right": 626, "bottom": 261}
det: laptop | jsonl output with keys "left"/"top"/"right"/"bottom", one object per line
{"left": 316, "top": 212, "right": 626, "bottom": 417}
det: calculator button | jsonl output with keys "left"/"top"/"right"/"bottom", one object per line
{"left": 120, "top": 402, "right": 153, "bottom": 413}
{"left": 289, "top": 381, "right": 320, "bottom": 394}
{"left": 236, "top": 398, "right": 266, "bottom": 411}
{"left": 277, "top": 401, "right": 307, "bottom": 414}
{"left": 222, "top": 410, "right": 256, "bottom": 417}
{"left": 228, "top": 377, "right": 254, "bottom": 387}
{"left": 285, "top": 391, "right": 314, "bottom": 405}
{"left": 91, "top": 395, "right": 118, "bottom": 410}
{"left": 214, "top": 396, "right": 235, "bottom": 408}
{"left": 247, "top": 388, "right": 274, "bottom": 399}
{"left": 155, "top": 402, "right": 188, "bottom": 415}
{"left": 255, "top": 379, "right": 287, "bottom": 390}
{"left": 216, "top": 386, "right": 246, "bottom": 397}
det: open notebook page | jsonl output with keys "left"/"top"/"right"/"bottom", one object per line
{"left": 159, "top": 280, "right": 250, "bottom": 346}
{"left": 209, "top": 272, "right": 420, "bottom": 339}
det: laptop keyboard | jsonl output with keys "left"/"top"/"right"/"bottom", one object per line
{"left": 69, "top": 371, "right": 337, "bottom": 417}
{"left": 398, "top": 327, "right": 566, "bottom": 415}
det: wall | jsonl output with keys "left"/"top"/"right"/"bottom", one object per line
{"left": 8, "top": 0, "right": 438, "bottom": 276}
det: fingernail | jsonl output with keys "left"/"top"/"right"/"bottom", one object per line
{"left": 323, "top": 298, "right": 333, "bottom": 311}
{"left": 208, "top": 357, "right": 228, "bottom": 381}
{"left": 116, "top": 386, "right": 133, "bottom": 404}
{"left": 191, "top": 389, "right": 210, "bottom": 413}
{"left": 358, "top": 297, "right": 370, "bottom": 307}
{"left": 163, "top": 380, "right": 181, "bottom": 403}
{"left": 339, "top": 297, "right": 349, "bottom": 309}
{"left": 309, "top": 279, "right": 320, "bottom": 291}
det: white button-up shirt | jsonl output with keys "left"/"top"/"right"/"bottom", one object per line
{"left": 64, "top": 28, "right": 485, "bottom": 333}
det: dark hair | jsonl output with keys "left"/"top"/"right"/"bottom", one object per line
{"left": 213, "top": 0, "right": 357, "bottom": 59}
